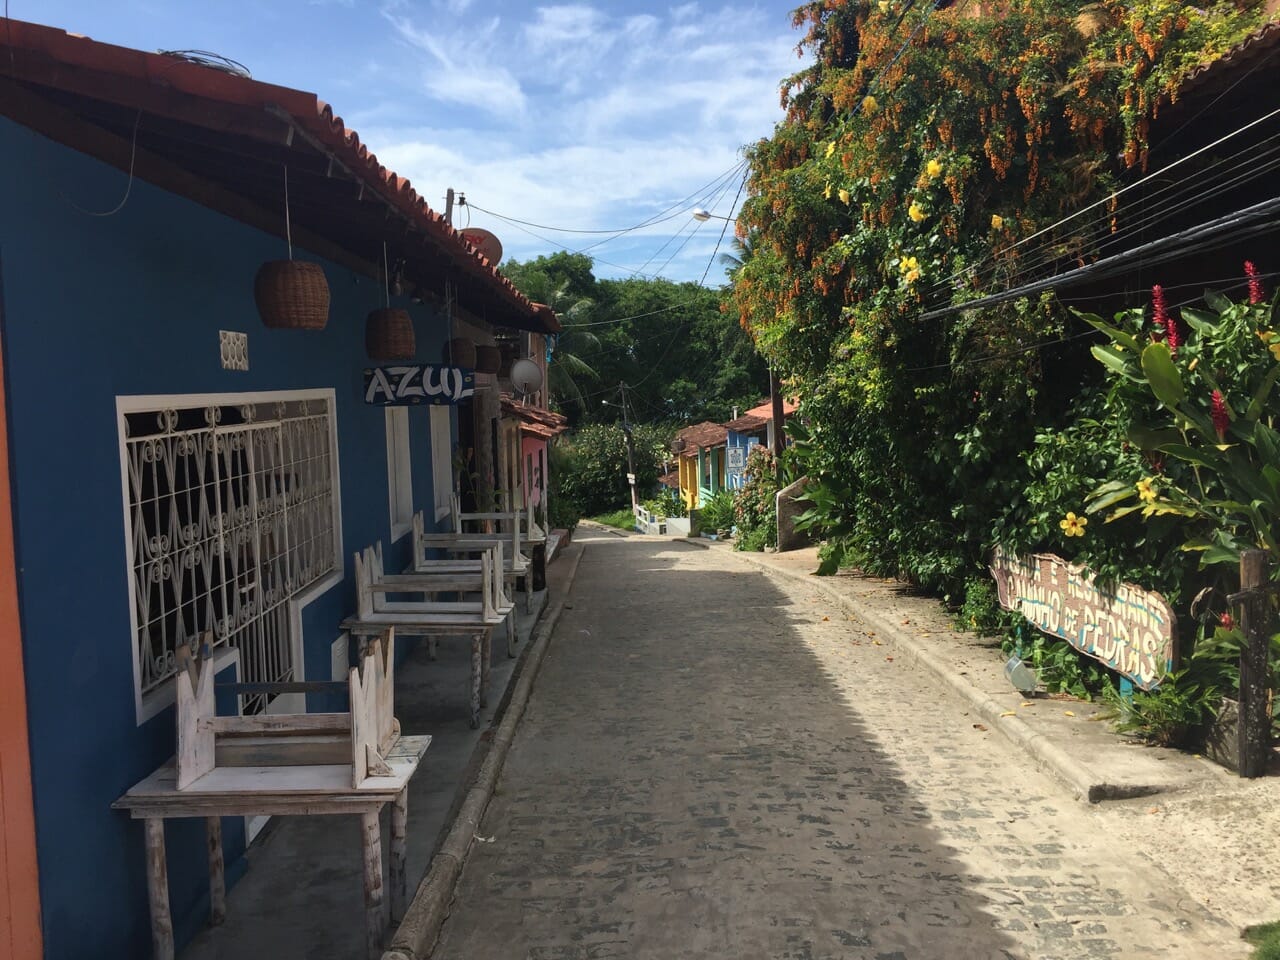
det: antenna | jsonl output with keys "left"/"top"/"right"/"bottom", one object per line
{"left": 509, "top": 358, "right": 543, "bottom": 400}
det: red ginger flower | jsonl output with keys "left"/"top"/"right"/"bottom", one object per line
{"left": 1246, "top": 261, "right": 1265, "bottom": 305}
{"left": 1220, "top": 612, "right": 1235, "bottom": 631}
{"left": 1212, "top": 390, "right": 1229, "bottom": 441}
{"left": 1151, "top": 284, "right": 1168, "bottom": 337}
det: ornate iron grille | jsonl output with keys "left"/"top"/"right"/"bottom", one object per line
{"left": 124, "top": 397, "right": 337, "bottom": 713}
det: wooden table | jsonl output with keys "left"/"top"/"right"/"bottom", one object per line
{"left": 113, "top": 734, "right": 431, "bottom": 960}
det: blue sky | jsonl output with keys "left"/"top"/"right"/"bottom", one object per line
{"left": 24, "top": 0, "right": 807, "bottom": 284}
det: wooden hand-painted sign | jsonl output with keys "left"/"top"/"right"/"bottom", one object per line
{"left": 363, "top": 365, "right": 475, "bottom": 405}
{"left": 989, "top": 546, "right": 1176, "bottom": 690}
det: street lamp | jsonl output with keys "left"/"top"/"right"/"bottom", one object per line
{"left": 691, "top": 207, "right": 737, "bottom": 222}
{"left": 603, "top": 391, "right": 638, "bottom": 509}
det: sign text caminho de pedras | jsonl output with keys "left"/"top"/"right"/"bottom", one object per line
{"left": 989, "top": 546, "right": 1176, "bottom": 690}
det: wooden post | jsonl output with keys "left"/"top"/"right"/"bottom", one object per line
{"left": 469, "top": 635, "right": 482, "bottom": 728}
{"left": 391, "top": 789, "right": 408, "bottom": 923}
{"left": 360, "top": 810, "right": 386, "bottom": 960}
{"left": 206, "top": 817, "right": 226, "bottom": 925}
{"left": 769, "top": 369, "right": 784, "bottom": 481}
{"left": 1238, "top": 549, "right": 1271, "bottom": 778}
{"left": 143, "top": 819, "right": 174, "bottom": 960}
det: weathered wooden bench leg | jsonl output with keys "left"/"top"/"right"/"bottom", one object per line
{"left": 506, "top": 611, "right": 516, "bottom": 658}
{"left": 206, "top": 816, "right": 226, "bottom": 925}
{"left": 391, "top": 788, "right": 408, "bottom": 923}
{"left": 144, "top": 818, "right": 174, "bottom": 960}
{"left": 469, "top": 634, "right": 482, "bottom": 728}
{"left": 480, "top": 628, "right": 492, "bottom": 708}
{"left": 525, "top": 574, "right": 532, "bottom": 612}
{"left": 428, "top": 637, "right": 439, "bottom": 660}
{"left": 361, "top": 810, "right": 387, "bottom": 960}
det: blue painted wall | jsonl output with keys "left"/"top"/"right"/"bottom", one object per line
{"left": 725, "top": 430, "right": 762, "bottom": 491}
{"left": 0, "top": 118, "right": 458, "bottom": 959}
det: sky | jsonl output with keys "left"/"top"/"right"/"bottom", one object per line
{"left": 23, "top": 0, "right": 808, "bottom": 285}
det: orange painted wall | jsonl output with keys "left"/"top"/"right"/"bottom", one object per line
{"left": 0, "top": 283, "right": 43, "bottom": 958}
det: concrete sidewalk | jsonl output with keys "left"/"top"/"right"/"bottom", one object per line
{"left": 178, "top": 546, "right": 575, "bottom": 960}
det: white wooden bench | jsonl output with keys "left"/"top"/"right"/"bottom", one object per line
{"left": 412, "top": 510, "right": 534, "bottom": 611}
{"left": 342, "top": 544, "right": 505, "bottom": 727}
{"left": 114, "top": 632, "right": 429, "bottom": 960}
{"left": 363, "top": 540, "right": 517, "bottom": 655}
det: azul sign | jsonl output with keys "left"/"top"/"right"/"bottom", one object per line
{"left": 363, "top": 365, "right": 475, "bottom": 406}
{"left": 990, "top": 547, "right": 1176, "bottom": 690}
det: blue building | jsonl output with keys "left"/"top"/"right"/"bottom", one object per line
{"left": 0, "top": 20, "right": 558, "bottom": 960}
{"left": 723, "top": 398, "right": 797, "bottom": 489}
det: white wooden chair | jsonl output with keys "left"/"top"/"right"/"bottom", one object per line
{"left": 412, "top": 510, "right": 534, "bottom": 611}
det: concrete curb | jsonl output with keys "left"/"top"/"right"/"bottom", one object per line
{"left": 715, "top": 545, "right": 1147, "bottom": 804}
{"left": 382, "top": 544, "right": 587, "bottom": 960}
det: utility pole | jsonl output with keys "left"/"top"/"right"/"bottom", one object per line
{"left": 444, "top": 187, "right": 455, "bottom": 226}
{"left": 620, "top": 383, "right": 638, "bottom": 510}
{"left": 769, "top": 368, "right": 784, "bottom": 481}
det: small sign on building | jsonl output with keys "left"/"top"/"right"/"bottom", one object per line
{"left": 726, "top": 446, "right": 746, "bottom": 473}
{"left": 364, "top": 365, "right": 475, "bottom": 405}
{"left": 990, "top": 547, "right": 1175, "bottom": 690}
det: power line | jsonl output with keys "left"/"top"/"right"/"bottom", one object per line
{"left": 920, "top": 105, "right": 1280, "bottom": 302}
{"left": 918, "top": 194, "right": 1280, "bottom": 322}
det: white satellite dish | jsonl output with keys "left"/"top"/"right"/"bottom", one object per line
{"left": 509, "top": 357, "right": 543, "bottom": 397}
{"left": 460, "top": 228, "right": 503, "bottom": 264}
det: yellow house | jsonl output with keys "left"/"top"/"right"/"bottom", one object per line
{"left": 673, "top": 421, "right": 728, "bottom": 510}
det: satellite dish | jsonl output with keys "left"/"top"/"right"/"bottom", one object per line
{"left": 460, "top": 228, "right": 503, "bottom": 264}
{"left": 509, "top": 358, "right": 543, "bottom": 397}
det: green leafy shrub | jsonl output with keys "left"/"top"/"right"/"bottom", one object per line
{"left": 643, "top": 488, "right": 687, "bottom": 519}
{"left": 697, "top": 490, "right": 736, "bottom": 534}
{"left": 734, "top": 447, "right": 779, "bottom": 552}
{"left": 553, "top": 423, "right": 668, "bottom": 516}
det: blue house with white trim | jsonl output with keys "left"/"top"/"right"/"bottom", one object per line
{"left": 0, "top": 20, "right": 558, "bottom": 960}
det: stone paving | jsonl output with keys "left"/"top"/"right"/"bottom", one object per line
{"left": 431, "top": 529, "right": 1248, "bottom": 960}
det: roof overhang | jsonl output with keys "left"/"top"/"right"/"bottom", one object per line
{"left": 0, "top": 19, "right": 560, "bottom": 335}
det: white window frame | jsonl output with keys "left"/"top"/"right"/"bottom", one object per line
{"left": 430, "top": 405, "right": 453, "bottom": 522}
{"left": 117, "top": 389, "right": 343, "bottom": 724}
{"left": 385, "top": 407, "right": 413, "bottom": 541}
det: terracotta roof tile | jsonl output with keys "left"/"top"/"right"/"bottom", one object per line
{"left": 725, "top": 413, "right": 768, "bottom": 433}
{"left": 0, "top": 19, "right": 560, "bottom": 334}
{"left": 675, "top": 421, "right": 726, "bottom": 455}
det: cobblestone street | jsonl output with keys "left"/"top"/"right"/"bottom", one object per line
{"left": 432, "top": 529, "right": 1247, "bottom": 960}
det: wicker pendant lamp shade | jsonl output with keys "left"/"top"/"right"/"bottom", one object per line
{"left": 473, "top": 344, "right": 501, "bottom": 374}
{"left": 365, "top": 308, "right": 416, "bottom": 360}
{"left": 443, "top": 337, "right": 476, "bottom": 368}
{"left": 254, "top": 260, "right": 330, "bottom": 329}
{"left": 254, "top": 165, "right": 330, "bottom": 329}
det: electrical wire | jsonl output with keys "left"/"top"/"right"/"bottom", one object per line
{"left": 918, "top": 194, "right": 1280, "bottom": 322}
{"left": 952, "top": 128, "right": 1280, "bottom": 295}
{"left": 62, "top": 109, "right": 142, "bottom": 217}
{"left": 919, "top": 105, "right": 1280, "bottom": 300}
{"left": 901, "top": 270, "right": 1280, "bottom": 374}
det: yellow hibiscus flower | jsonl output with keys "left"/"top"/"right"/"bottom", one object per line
{"left": 826, "top": 140, "right": 836, "bottom": 159}
{"left": 926, "top": 158, "right": 943, "bottom": 178}
{"left": 838, "top": 188, "right": 851, "bottom": 205}
{"left": 908, "top": 202, "right": 926, "bottom": 223}
{"left": 1060, "top": 512, "right": 1087, "bottom": 537}
{"left": 1136, "top": 478, "right": 1157, "bottom": 503}
{"left": 862, "top": 95, "right": 878, "bottom": 114}
{"left": 990, "top": 214, "right": 1004, "bottom": 230}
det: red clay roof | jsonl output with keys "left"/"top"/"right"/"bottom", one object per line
{"left": 1169, "top": 19, "right": 1280, "bottom": 105}
{"left": 741, "top": 397, "right": 799, "bottom": 421}
{"left": 724, "top": 412, "right": 768, "bottom": 433}
{"left": 0, "top": 19, "right": 559, "bottom": 334}
{"left": 500, "top": 396, "right": 568, "bottom": 436}
{"left": 675, "top": 421, "right": 726, "bottom": 456}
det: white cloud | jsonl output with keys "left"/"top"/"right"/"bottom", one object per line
{"left": 361, "top": 1, "right": 803, "bottom": 282}
{"left": 382, "top": 9, "right": 528, "bottom": 117}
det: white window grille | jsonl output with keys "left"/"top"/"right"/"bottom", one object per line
{"left": 120, "top": 392, "right": 341, "bottom": 719}
{"left": 385, "top": 407, "right": 413, "bottom": 540}
{"left": 430, "top": 405, "right": 453, "bottom": 521}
